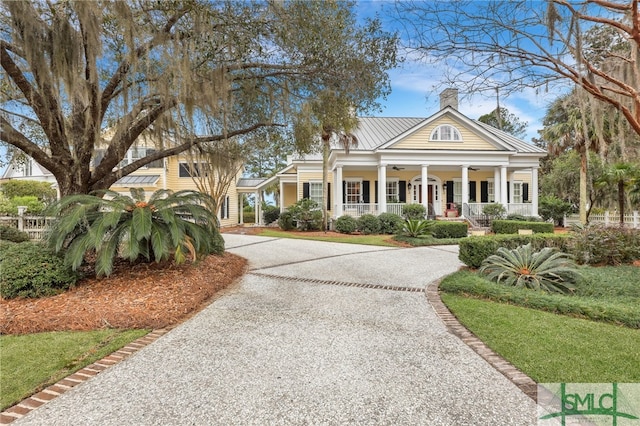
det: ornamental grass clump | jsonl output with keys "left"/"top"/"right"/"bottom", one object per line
{"left": 479, "top": 243, "right": 580, "bottom": 294}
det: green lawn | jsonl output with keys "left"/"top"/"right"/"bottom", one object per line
{"left": 0, "top": 329, "right": 148, "bottom": 410}
{"left": 439, "top": 266, "right": 640, "bottom": 328}
{"left": 257, "top": 229, "right": 398, "bottom": 246}
{"left": 441, "top": 294, "right": 640, "bottom": 383}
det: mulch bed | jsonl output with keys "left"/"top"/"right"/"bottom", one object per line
{"left": 1, "top": 253, "right": 247, "bottom": 335}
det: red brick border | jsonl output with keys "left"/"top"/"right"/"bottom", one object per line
{"left": 425, "top": 281, "right": 538, "bottom": 401}
{"left": 0, "top": 329, "right": 170, "bottom": 425}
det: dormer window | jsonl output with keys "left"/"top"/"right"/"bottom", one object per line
{"left": 430, "top": 125, "right": 462, "bottom": 141}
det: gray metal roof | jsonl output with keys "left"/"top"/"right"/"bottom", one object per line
{"left": 114, "top": 175, "right": 160, "bottom": 185}
{"left": 349, "top": 117, "right": 425, "bottom": 150}
{"left": 473, "top": 120, "right": 547, "bottom": 154}
{"left": 236, "top": 178, "right": 267, "bottom": 187}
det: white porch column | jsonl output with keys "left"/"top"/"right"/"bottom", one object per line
{"left": 335, "top": 166, "right": 343, "bottom": 217}
{"left": 239, "top": 194, "right": 244, "bottom": 224}
{"left": 279, "top": 180, "right": 284, "bottom": 212}
{"left": 254, "top": 191, "right": 261, "bottom": 225}
{"left": 461, "top": 165, "right": 469, "bottom": 206}
{"left": 494, "top": 167, "right": 501, "bottom": 203}
{"left": 421, "top": 165, "right": 429, "bottom": 211}
{"left": 508, "top": 171, "right": 515, "bottom": 204}
{"left": 531, "top": 167, "right": 539, "bottom": 217}
{"left": 500, "top": 166, "right": 508, "bottom": 207}
{"left": 378, "top": 163, "right": 387, "bottom": 215}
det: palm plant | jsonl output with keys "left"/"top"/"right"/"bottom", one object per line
{"left": 46, "top": 188, "right": 223, "bottom": 277}
{"left": 479, "top": 244, "right": 580, "bottom": 294}
{"left": 596, "top": 162, "right": 639, "bottom": 224}
{"left": 401, "top": 219, "right": 434, "bottom": 238}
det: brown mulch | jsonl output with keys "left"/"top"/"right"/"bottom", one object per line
{"left": 0, "top": 254, "right": 247, "bottom": 335}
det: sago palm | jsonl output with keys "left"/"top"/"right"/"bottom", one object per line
{"left": 46, "top": 188, "right": 223, "bottom": 277}
{"left": 401, "top": 219, "right": 434, "bottom": 238}
{"left": 479, "top": 244, "right": 580, "bottom": 294}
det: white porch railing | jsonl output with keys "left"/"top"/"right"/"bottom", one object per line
{"left": 465, "top": 203, "right": 534, "bottom": 217}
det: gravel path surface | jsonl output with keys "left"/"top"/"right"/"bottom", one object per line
{"left": 14, "top": 235, "right": 537, "bottom": 425}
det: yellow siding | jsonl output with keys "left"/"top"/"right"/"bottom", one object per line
{"left": 283, "top": 183, "right": 297, "bottom": 208}
{"left": 297, "top": 171, "right": 330, "bottom": 199}
{"left": 393, "top": 116, "right": 497, "bottom": 151}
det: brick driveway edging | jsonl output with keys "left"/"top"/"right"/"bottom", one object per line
{"left": 0, "top": 329, "right": 171, "bottom": 425}
{"left": 425, "top": 279, "right": 538, "bottom": 401}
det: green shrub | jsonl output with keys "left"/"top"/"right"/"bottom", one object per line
{"left": 492, "top": 220, "right": 554, "bottom": 234}
{"left": 401, "top": 219, "right": 434, "bottom": 238}
{"left": 402, "top": 204, "right": 426, "bottom": 220}
{"left": 482, "top": 203, "right": 506, "bottom": 219}
{"left": 505, "top": 214, "right": 527, "bottom": 221}
{"left": 568, "top": 225, "right": 640, "bottom": 265}
{"left": 278, "top": 211, "right": 295, "bottom": 231}
{"left": 335, "top": 215, "right": 357, "bottom": 234}
{"left": 288, "top": 198, "right": 322, "bottom": 231}
{"left": 243, "top": 212, "right": 256, "bottom": 224}
{"left": 0, "top": 196, "right": 46, "bottom": 216}
{"left": 262, "top": 205, "right": 280, "bottom": 225}
{"left": 479, "top": 243, "right": 580, "bottom": 294}
{"left": 0, "top": 225, "right": 30, "bottom": 242}
{"left": 356, "top": 214, "right": 381, "bottom": 235}
{"left": 0, "top": 180, "right": 56, "bottom": 203}
{"left": 378, "top": 213, "right": 404, "bottom": 234}
{"left": 539, "top": 195, "right": 574, "bottom": 226}
{"left": 458, "top": 233, "right": 571, "bottom": 268}
{"left": 432, "top": 221, "right": 468, "bottom": 238}
{"left": 0, "top": 242, "right": 78, "bottom": 299}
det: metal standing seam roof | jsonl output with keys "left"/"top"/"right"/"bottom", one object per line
{"left": 346, "top": 117, "right": 425, "bottom": 151}
{"left": 114, "top": 175, "right": 160, "bottom": 185}
{"left": 473, "top": 120, "right": 547, "bottom": 154}
{"left": 236, "top": 178, "right": 268, "bottom": 187}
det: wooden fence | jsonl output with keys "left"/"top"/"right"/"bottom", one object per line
{"left": 564, "top": 211, "right": 639, "bottom": 229}
{"left": 0, "top": 209, "right": 53, "bottom": 241}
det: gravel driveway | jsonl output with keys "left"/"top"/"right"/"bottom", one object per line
{"left": 13, "top": 235, "right": 537, "bottom": 425}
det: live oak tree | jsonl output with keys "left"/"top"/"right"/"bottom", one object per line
{"left": 394, "top": 0, "right": 640, "bottom": 138}
{"left": 1, "top": 0, "right": 397, "bottom": 197}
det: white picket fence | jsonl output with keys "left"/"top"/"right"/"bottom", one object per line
{"left": 564, "top": 211, "right": 639, "bottom": 228}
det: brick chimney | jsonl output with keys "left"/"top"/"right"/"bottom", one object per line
{"left": 439, "top": 88, "right": 459, "bottom": 110}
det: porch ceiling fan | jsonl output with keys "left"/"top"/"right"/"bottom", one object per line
{"left": 392, "top": 165, "right": 405, "bottom": 171}
{"left": 468, "top": 167, "right": 479, "bottom": 171}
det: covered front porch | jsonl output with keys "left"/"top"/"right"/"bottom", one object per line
{"left": 329, "top": 163, "right": 539, "bottom": 220}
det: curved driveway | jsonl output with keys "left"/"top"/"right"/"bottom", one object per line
{"left": 14, "top": 235, "right": 536, "bottom": 425}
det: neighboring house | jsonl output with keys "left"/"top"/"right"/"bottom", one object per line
{"left": 273, "top": 89, "right": 546, "bottom": 224}
{"left": 1, "top": 142, "right": 242, "bottom": 228}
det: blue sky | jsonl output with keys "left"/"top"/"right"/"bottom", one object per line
{"left": 359, "top": 0, "right": 563, "bottom": 143}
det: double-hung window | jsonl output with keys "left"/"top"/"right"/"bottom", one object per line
{"left": 453, "top": 180, "right": 462, "bottom": 204}
{"left": 309, "top": 182, "right": 323, "bottom": 206}
{"left": 345, "top": 180, "right": 361, "bottom": 204}
{"left": 512, "top": 182, "right": 523, "bottom": 203}
{"left": 487, "top": 180, "right": 495, "bottom": 203}
{"left": 386, "top": 179, "right": 399, "bottom": 202}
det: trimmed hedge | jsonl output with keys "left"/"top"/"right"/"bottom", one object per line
{"left": 0, "top": 242, "right": 78, "bottom": 299}
{"left": 335, "top": 215, "right": 357, "bottom": 234}
{"left": 492, "top": 219, "right": 554, "bottom": 234}
{"left": 432, "top": 221, "right": 468, "bottom": 239}
{"left": 357, "top": 214, "right": 381, "bottom": 235}
{"left": 378, "top": 213, "right": 404, "bottom": 234}
{"left": 459, "top": 233, "right": 570, "bottom": 268}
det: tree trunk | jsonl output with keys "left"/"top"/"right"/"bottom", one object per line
{"left": 579, "top": 151, "right": 588, "bottom": 225}
{"left": 618, "top": 180, "right": 625, "bottom": 224}
{"left": 322, "top": 141, "right": 329, "bottom": 232}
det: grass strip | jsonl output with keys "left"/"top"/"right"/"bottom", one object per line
{"left": 257, "top": 229, "right": 398, "bottom": 246}
{"left": 440, "top": 269, "right": 640, "bottom": 328}
{"left": 0, "top": 328, "right": 148, "bottom": 410}
{"left": 441, "top": 294, "right": 640, "bottom": 383}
